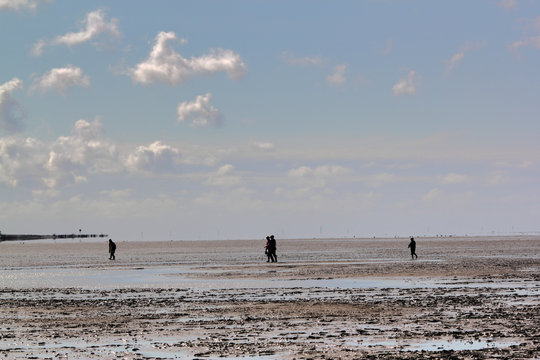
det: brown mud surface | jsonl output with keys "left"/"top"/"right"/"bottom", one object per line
{"left": 0, "top": 236, "right": 539, "bottom": 359}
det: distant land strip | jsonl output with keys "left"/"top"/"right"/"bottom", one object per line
{"left": 0, "top": 233, "right": 108, "bottom": 242}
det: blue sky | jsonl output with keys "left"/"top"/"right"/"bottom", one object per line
{"left": 1, "top": 0, "right": 539, "bottom": 240}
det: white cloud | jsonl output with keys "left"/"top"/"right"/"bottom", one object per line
{"left": 0, "top": 136, "right": 46, "bottom": 186}
{"left": 392, "top": 70, "right": 418, "bottom": 96}
{"left": 177, "top": 93, "right": 223, "bottom": 127}
{"left": 421, "top": 188, "right": 476, "bottom": 207}
{"left": 327, "top": 64, "right": 347, "bottom": 87}
{"left": 45, "top": 118, "right": 119, "bottom": 187}
{"left": 0, "top": 78, "right": 25, "bottom": 132}
{"left": 251, "top": 141, "right": 275, "bottom": 152}
{"left": 99, "top": 188, "right": 133, "bottom": 200}
{"left": 32, "top": 9, "right": 120, "bottom": 56}
{"left": 509, "top": 36, "right": 540, "bottom": 51}
{"left": 288, "top": 165, "right": 351, "bottom": 178}
{"left": 0, "top": 119, "right": 121, "bottom": 188}
{"left": 287, "top": 165, "right": 352, "bottom": 193}
{"left": 54, "top": 9, "right": 119, "bottom": 46}
{"left": 440, "top": 173, "right": 468, "bottom": 184}
{"left": 31, "top": 39, "right": 47, "bottom": 57}
{"left": 445, "top": 52, "right": 465, "bottom": 73}
{"left": 125, "top": 141, "right": 182, "bottom": 173}
{"left": 216, "top": 164, "right": 234, "bottom": 176}
{"left": 0, "top": 0, "right": 48, "bottom": 11}
{"left": 71, "top": 117, "right": 105, "bottom": 141}
{"left": 282, "top": 51, "right": 324, "bottom": 66}
{"left": 129, "top": 31, "right": 246, "bottom": 85}
{"left": 499, "top": 0, "right": 517, "bottom": 9}
{"left": 488, "top": 172, "right": 508, "bottom": 185}
{"left": 206, "top": 164, "right": 242, "bottom": 187}
{"left": 31, "top": 65, "right": 90, "bottom": 94}
{"left": 422, "top": 188, "right": 443, "bottom": 202}
{"left": 1, "top": 118, "right": 218, "bottom": 189}
{"left": 445, "top": 42, "right": 484, "bottom": 73}
{"left": 0, "top": 78, "right": 23, "bottom": 98}
{"left": 509, "top": 16, "right": 540, "bottom": 52}
{"left": 288, "top": 166, "right": 315, "bottom": 177}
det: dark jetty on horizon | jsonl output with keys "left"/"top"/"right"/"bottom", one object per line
{"left": 0, "top": 232, "right": 108, "bottom": 242}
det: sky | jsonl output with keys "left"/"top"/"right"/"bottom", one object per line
{"left": 1, "top": 0, "right": 539, "bottom": 241}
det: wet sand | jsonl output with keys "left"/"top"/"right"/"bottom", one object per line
{"left": 0, "top": 236, "right": 539, "bottom": 359}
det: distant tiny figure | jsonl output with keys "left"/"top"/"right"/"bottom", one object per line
{"left": 268, "top": 235, "right": 277, "bottom": 262}
{"left": 408, "top": 237, "right": 418, "bottom": 259}
{"left": 264, "top": 236, "right": 272, "bottom": 262}
{"left": 108, "top": 239, "right": 116, "bottom": 260}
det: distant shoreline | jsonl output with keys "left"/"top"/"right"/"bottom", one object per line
{"left": 2, "top": 233, "right": 539, "bottom": 244}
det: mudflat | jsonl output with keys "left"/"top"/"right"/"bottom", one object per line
{"left": 0, "top": 236, "right": 539, "bottom": 359}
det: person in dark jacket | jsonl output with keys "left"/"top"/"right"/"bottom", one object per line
{"left": 108, "top": 239, "right": 116, "bottom": 260}
{"left": 268, "top": 235, "right": 277, "bottom": 262}
{"left": 408, "top": 237, "right": 417, "bottom": 259}
{"left": 264, "top": 236, "right": 272, "bottom": 262}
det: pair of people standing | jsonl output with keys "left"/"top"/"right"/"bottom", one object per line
{"left": 264, "top": 235, "right": 277, "bottom": 262}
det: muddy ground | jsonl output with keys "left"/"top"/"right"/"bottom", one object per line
{"left": 0, "top": 236, "right": 538, "bottom": 359}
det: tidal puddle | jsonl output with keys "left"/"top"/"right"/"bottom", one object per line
{"left": 2, "top": 264, "right": 539, "bottom": 293}
{"left": 4, "top": 338, "right": 282, "bottom": 360}
{"left": 356, "top": 338, "right": 519, "bottom": 352}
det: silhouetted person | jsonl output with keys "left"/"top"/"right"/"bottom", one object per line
{"left": 268, "top": 235, "right": 277, "bottom": 262}
{"left": 264, "top": 236, "right": 272, "bottom": 262}
{"left": 108, "top": 239, "right": 116, "bottom": 260}
{"left": 408, "top": 237, "right": 417, "bottom": 259}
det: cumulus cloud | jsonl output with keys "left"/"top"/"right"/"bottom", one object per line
{"left": 45, "top": 118, "right": 119, "bottom": 187}
{"left": 288, "top": 165, "right": 351, "bottom": 178}
{"left": 177, "top": 93, "right": 223, "bottom": 127}
{"left": 0, "top": 136, "right": 47, "bottom": 186}
{"left": 392, "top": 70, "right": 418, "bottom": 96}
{"left": 31, "top": 65, "right": 90, "bottom": 94}
{"left": 205, "top": 164, "right": 242, "bottom": 187}
{"left": 125, "top": 141, "right": 182, "bottom": 173}
{"left": 0, "top": 118, "right": 119, "bottom": 189}
{"left": 32, "top": 9, "right": 120, "bottom": 56}
{"left": 129, "top": 31, "right": 246, "bottom": 85}
{"left": 327, "top": 64, "right": 347, "bottom": 87}
{"left": 282, "top": 51, "right": 324, "bottom": 66}
{"left": 0, "top": 78, "right": 25, "bottom": 132}
{"left": 1, "top": 117, "right": 216, "bottom": 190}
{"left": 0, "top": 0, "right": 48, "bottom": 11}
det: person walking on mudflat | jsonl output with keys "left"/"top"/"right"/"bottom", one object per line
{"left": 264, "top": 236, "right": 272, "bottom": 262}
{"left": 408, "top": 237, "right": 418, "bottom": 259}
{"left": 108, "top": 239, "right": 116, "bottom": 260}
{"left": 268, "top": 235, "right": 277, "bottom": 262}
